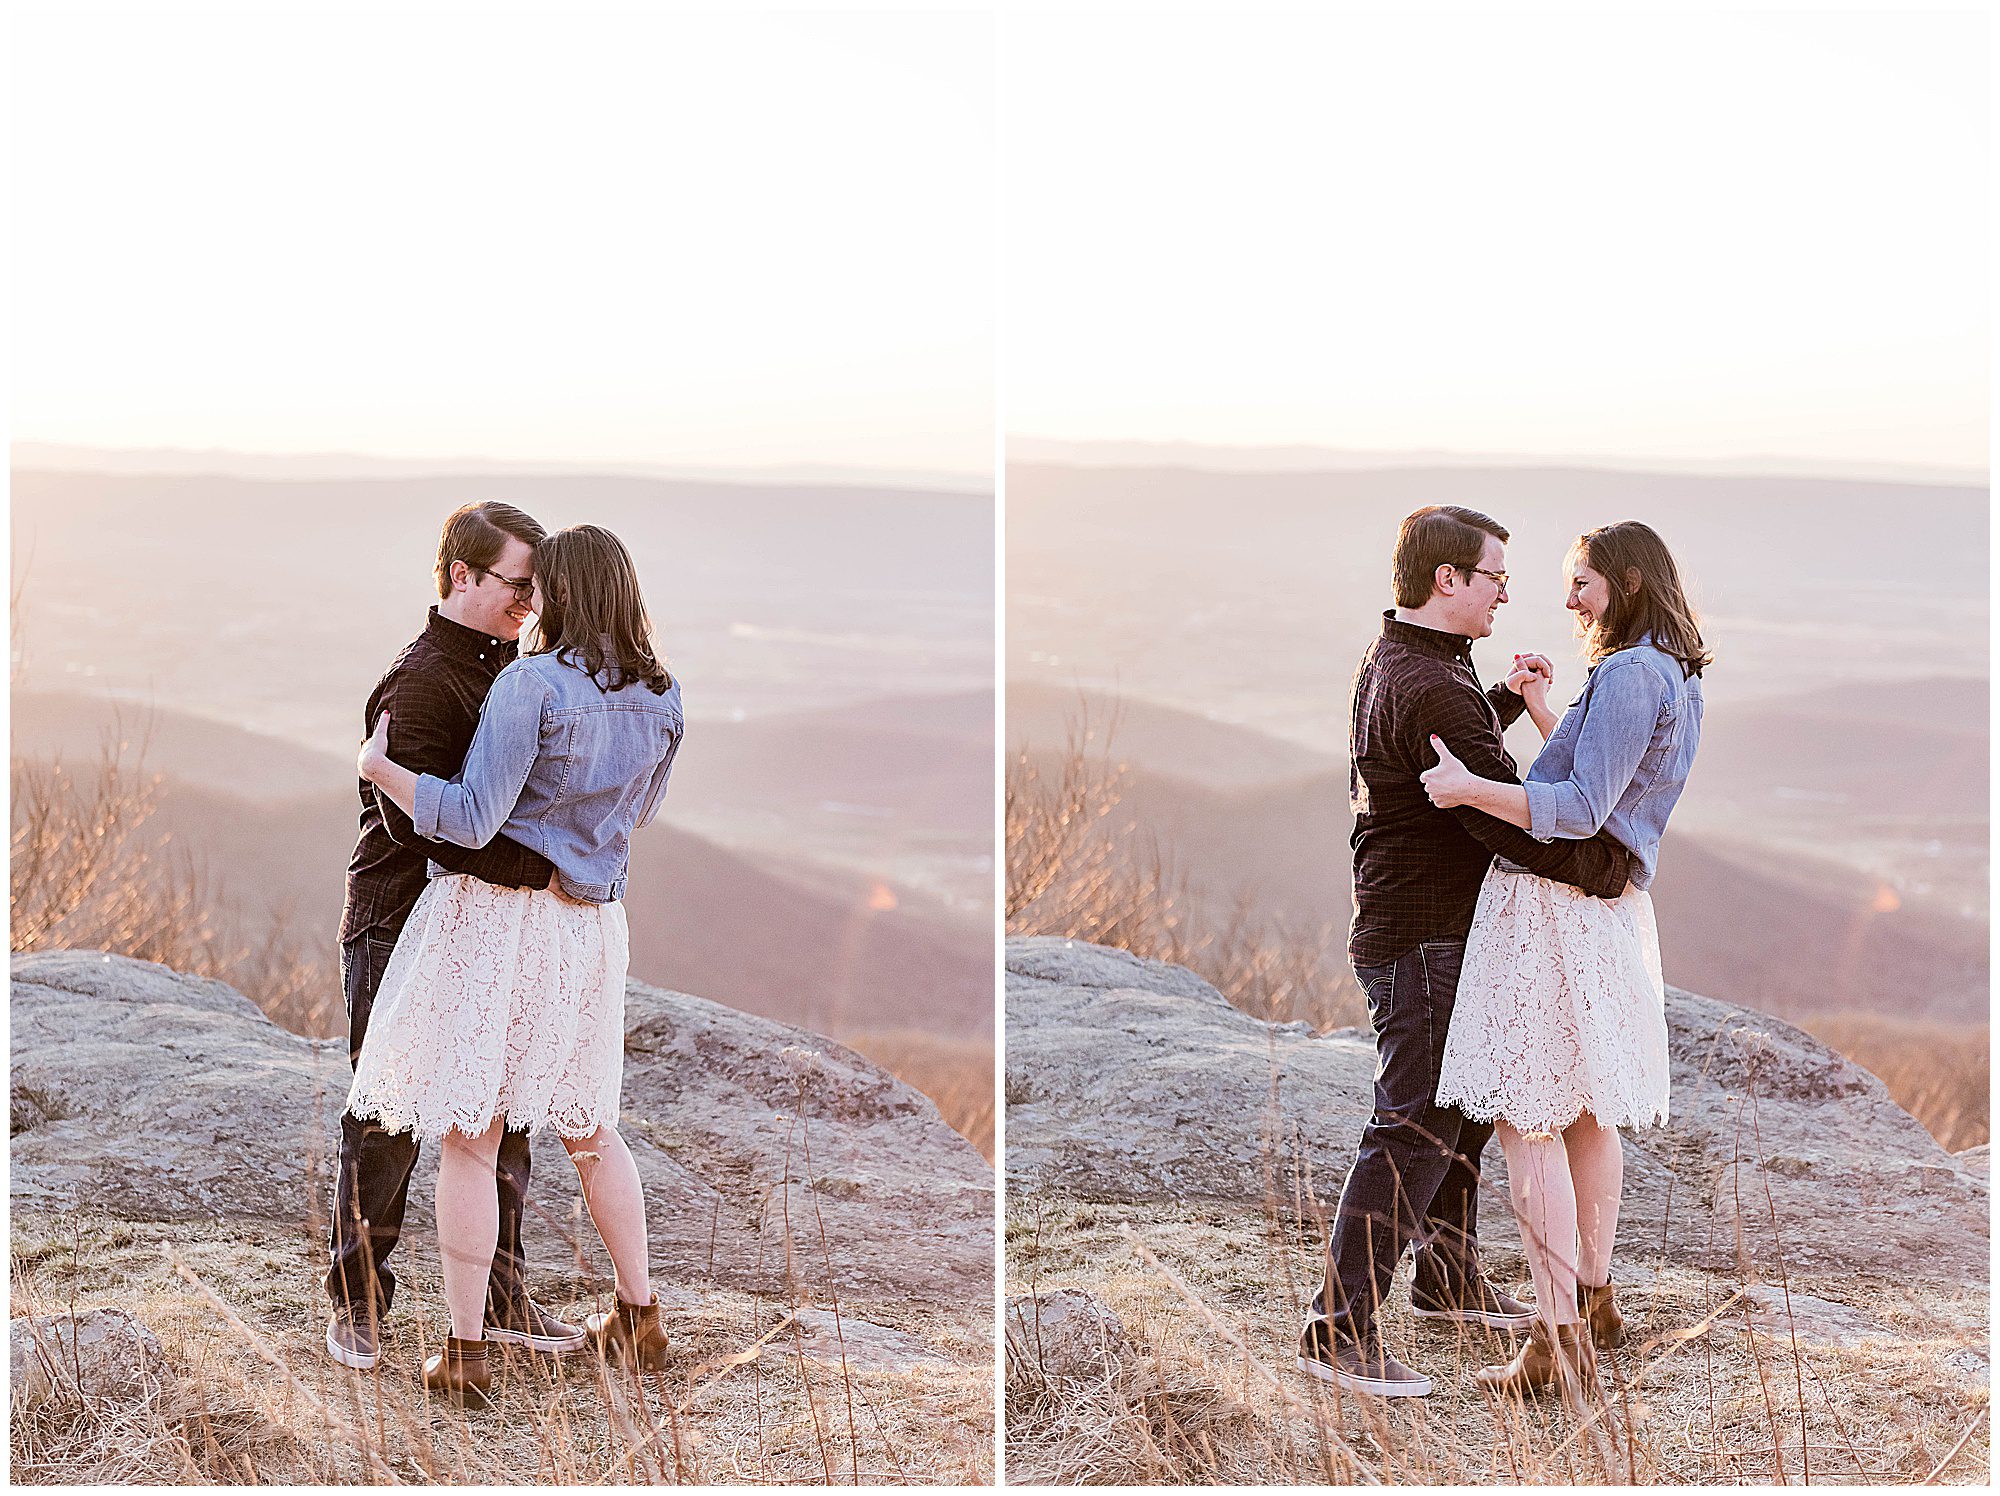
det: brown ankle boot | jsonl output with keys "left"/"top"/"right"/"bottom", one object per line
{"left": 585, "top": 1294, "right": 669, "bottom": 1372}
{"left": 422, "top": 1337, "right": 492, "bottom": 1407}
{"left": 1577, "top": 1281, "right": 1626, "bottom": 1348}
{"left": 1473, "top": 1319, "right": 1595, "bottom": 1397}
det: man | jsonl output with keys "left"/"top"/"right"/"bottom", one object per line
{"left": 1298, "top": 505, "right": 1632, "bottom": 1398}
{"left": 326, "top": 501, "right": 585, "bottom": 1370}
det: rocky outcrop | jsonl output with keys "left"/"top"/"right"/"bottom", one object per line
{"left": 10, "top": 951, "right": 993, "bottom": 1307}
{"left": 10, "top": 1308, "right": 173, "bottom": 1411}
{"left": 1005, "top": 937, "right": 1988, "bottom": 1283}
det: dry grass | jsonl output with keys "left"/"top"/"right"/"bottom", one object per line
{"left": 1007, "top": 698, "right": 1362, "bottom": 1032}
{"left": 10, "top": 1211, "right": 994, "bottom": 1485}
{"left": 843, "top": 1029, "right": 995, "bottom": 1162}
{"left": 1798, "top": 1012, "right": 1989, "bottom": 1153}
{"left": 1005, "top": 1197, "right": 1989, "bottom": 1486}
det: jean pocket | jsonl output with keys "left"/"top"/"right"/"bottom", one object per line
{"left": 1359, "top": 968, "right": 1395, "bottom": 1026}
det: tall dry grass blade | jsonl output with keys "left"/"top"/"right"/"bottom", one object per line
{"left": 162, "top": 1248, "right": 402, "bottom": 1485}
{"left": 1921, "top": 1409, "right": 1990, "bottom": 1484}
{"left": 1115, "top": 1224, "right": 1382, "bottom": 1485}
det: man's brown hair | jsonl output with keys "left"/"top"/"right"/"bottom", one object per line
{"left": 434, "top": 502, "right": 547, "bottom": 600}
{"left": 1391, "top": 505, "right": 1509, "bottom": 609}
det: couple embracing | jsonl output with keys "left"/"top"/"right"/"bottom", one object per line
{"left": 1301, "top": 506, "right": 1710, "bottom": 1401}
{"left": 326, "top": 502, "right": 683, "bottom": 1407}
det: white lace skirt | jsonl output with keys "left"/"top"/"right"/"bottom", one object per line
{"left": 347, "top": 875, "right": 629, "bottom": 1144}
{"left": 1434, "top": 865, "right": 1669, "bottom": 1138}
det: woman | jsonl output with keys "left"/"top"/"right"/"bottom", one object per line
{"left": 348, "top": 524, "right": 684, "bottom": 1407}
{"left": 1422, "top": 520, "right": 1708, "bottom": 1398}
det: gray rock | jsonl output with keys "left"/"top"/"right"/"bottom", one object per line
{"left": 1005, "top": 936, "right": 1988, "bottom": 1282}
{"left": 1955, "top": 1143, "right": 1989, "bottom": 1184}
{"left": 782, "top": 1308, "right": 955, "bottom": 1373}
{"left": 10, "top": 1307, "right": 173, "bottom": 1410}
{"left": 1743, "top": 1286, "right": 1884, "bottom": 1350}
{"left": 1004, "top": 1289, "right": 1131, "bottom": 1383}
{"left": 10, "top": 950, "right": 993, "bottom": 1308}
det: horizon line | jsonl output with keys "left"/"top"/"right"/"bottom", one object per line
{"left": 8, "top": 440, "right": 994, "bottom": 496}
{"left": 1007, "top": 435, "right": 1989, "bottom": 488}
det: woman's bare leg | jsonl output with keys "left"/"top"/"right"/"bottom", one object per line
{"left": 562, "top": 1124, "right": 653, "bottom": 1305}
{"left": 435, "top": 1118, "right": 506, "bottom": 1340}
{"left": 1494, "top": 1118, "right": 1582, "bottom": 1330}
{"left": 1564, "top": 1110, "right": 1623, "bottom": 1287}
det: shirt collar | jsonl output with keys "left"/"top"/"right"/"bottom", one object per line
{"left": 425, "top": 605, "right": 518, "bottom": 663}
{"left": 1380, "top": 609, "right": 1475, "bottom": 664}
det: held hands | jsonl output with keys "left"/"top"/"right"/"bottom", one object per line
{"left": 1420, "top": 734, "right": 1478, "bottom": 808}
{"left": 357, "top": 711, "right": 391, "bottom": 784}
{"left": 1505, "top": 652, "right": 1553, "bottom": 711}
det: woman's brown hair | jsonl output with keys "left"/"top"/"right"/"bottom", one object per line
{"left": 1571, "top": 520, "right": 1713, "bottom": 678}
{"left": 525, "top": 525, "right": 673, "bottom": 694}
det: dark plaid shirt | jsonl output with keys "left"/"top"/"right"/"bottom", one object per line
{"left": 1348, "top": 611, "right": 1632, "bottom": 967}
{"left": 339, "top": 608, "right": 557, "bottom": 944}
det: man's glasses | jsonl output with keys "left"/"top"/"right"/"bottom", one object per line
{"left": 476, "top": 566, "right": 535, "bottom": 600}
{"left": 1465, "top": 566, "right": 1509, "bottom": 588}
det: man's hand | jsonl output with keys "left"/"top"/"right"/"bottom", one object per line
{"left": 1505, "top": 652, "right": 1553, "bottom": 691}
{"left": 358, "top": 711, "right": 391, "bottom": 784}
{"left": 1420, "top": 734, "right": 1480, "bottom": 808}
{"left": 1506, "top": 653, "right": 1553, "bottom": 713}
{"left": 546, "top": 870, "right": 593, "bottom": 907}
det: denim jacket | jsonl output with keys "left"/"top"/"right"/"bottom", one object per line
{"left": 412, "top": 649, "right": 684, "bottom": 903}
{"left": 1514, "top": 638, "right": 1702, "bottom": 890}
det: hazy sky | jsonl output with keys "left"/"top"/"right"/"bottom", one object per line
{"left": 1005, "top": 9, "right": 1989, "bottom": 469}
{"left": 13, "top": 7, "right": 993, "bottom": 475}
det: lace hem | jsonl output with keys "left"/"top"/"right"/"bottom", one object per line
{"left": 344, "top": 1095, "right": 618, "bottom": 1147}
{"left": 1437, "top": 1087, "right": 1670, "bottom": 1139}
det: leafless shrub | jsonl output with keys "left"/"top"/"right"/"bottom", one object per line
{"left": 1007, "top": 693, "right": 1363, "bottom": 1033}
{"left": 9, "top": 718, "right": 335, "bottom": 1036}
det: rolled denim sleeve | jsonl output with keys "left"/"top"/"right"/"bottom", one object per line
{"left": 1524, "top": 657, "right": 1667, "bottom": 841}
{"left": 413, "top": 664, "right": 549, "bottom": 848}
{"left": 635, "top": 719, "right": 684, "bottom": 830}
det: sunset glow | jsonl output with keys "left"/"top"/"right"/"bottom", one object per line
{"left": 13, "top": 8, "right": 993, "bottom": 477}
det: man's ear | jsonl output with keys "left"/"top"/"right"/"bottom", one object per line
{"left": 1434, "top": 562, "right": 1459, "bottom": 597}
{"left": 448, "top": 559, "right": 471, "bottom": 593}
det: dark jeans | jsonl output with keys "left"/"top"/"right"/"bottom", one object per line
{"left": 1315, "top": 938, "right": 1491, "bottom": 1344}
{"left": 325, "top": 928, "right": 533, "bottom": 1321}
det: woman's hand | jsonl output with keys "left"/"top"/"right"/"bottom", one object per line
{"left": 1506, "top": 652, "right": 1551, "bottom": 693}
{"left": 1507, "top": 653, "right": 1553, "bottom": 715}
{"left": 358, "top": 711, "right": 391, "bottom": 784}
{"left": 1420, "top": 734, "right": 1478, "bottom": 808}
{"left": 546, "top": 870, "right": 593, "bottom": 907}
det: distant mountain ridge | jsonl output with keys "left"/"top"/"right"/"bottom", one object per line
{"left": 12, "top": 442, "right": 991, "bottom": 495}
{"left": 1010, "top": 436, "right": 1987, "bottom": 487}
